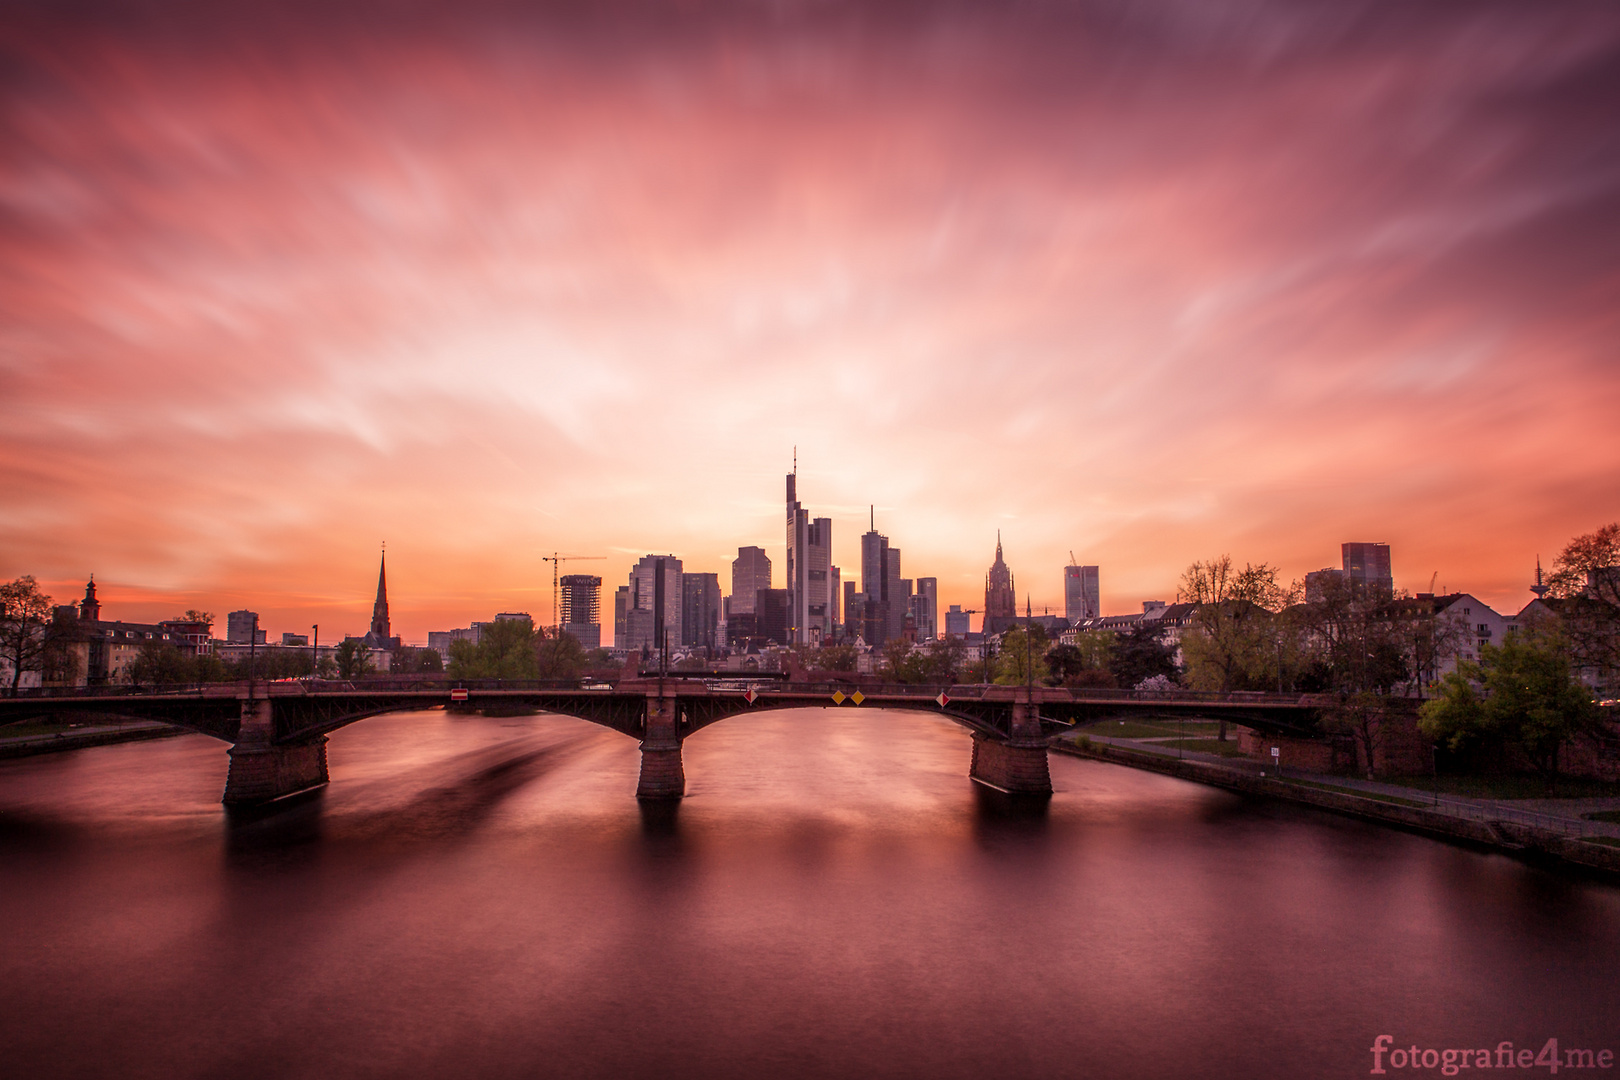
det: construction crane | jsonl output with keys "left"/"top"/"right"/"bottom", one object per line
{"left": 541, "top": 553, "right": 606, "bottom": 634}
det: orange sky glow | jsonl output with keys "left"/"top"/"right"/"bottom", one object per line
{"left": 3, "top": 1, "right": 1618, "bottom": 641}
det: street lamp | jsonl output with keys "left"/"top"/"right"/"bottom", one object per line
{"left": 312, "top": 624, "right": 318, "bottom": 682}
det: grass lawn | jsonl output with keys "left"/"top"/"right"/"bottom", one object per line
{"left": 1379, "top": 773, "right": 1620, "bottom": 801}
{"left": 1158, "top": 738, "right": 1251, "bottom": 758}
{"left": 1080, "top": 720, "right": 1223, "bottom": 740}
{"left": 1282, "top": 778, "right": 1432, "bottom": 809}
{"left": 1585, "top": 810, "right": 1620, "bottom": 824}
{"left": 1586, "top": 836, "right": 1620, "bottom": 849}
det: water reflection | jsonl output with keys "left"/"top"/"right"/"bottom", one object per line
{"left": 1, "top": 708, "right": 1617, "bottom": 1080}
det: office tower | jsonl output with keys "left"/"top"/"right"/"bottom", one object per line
{"left": 756, "top": 588, "right": 789, "bottom": 646}
{"left": 945, "top": 604, "right": 971, "bottom": 637}
{"left": 785, "top": 470, "right": 835, "bottom": 644}
{"left": 625, "top": 555, "right": 683, "bottom": 653}
{"left": 828, "top": 566, "right": 841, "bottom": 638}
{"left": 913, "top": 577, "right": 938, "bottom": 641}
{"left": 983, "top": 533, "right": 1017, "bottom": 634}
{"left": 844, "top": 581, "right": 862, "bottom": 640}
{"left": 1064, "top": 564, "right": 1100, "bottom": 622}
{"left": 682, "top": 572, "right": 722, "bottom": 650}
{"left": 859, "top": 511, "right": 900, "bottom": 647}
{"left": 613, "top": 586, "right": 629, "bottom": 649}
{"left": 1342, "top": 542, "right": 1394, "bottom": 596}
{"left": 559, "top": 574, "right": 602, "bottom": 650}
{"left": 1304, "top": 569, "right": 1343, "bottom": 603}
{"left": 226, "top": 610, "right": 265, "bottom": 645}
{"left": 730, "top": 546, "right": 772, "bottom": 615}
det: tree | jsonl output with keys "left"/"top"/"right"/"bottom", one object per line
{"left": 126, "top": 643, "right": 195, "bottom": 687}
{"left": 536, "top": 628, "right": 587, "bottom": 679}
{"left": 1109, "top": 623, "right": 1179, "bottom": 689}
{"left": 923, "top": 635, "right": 967, "bottom": 684}
{"left": 882, "top": 639, "right": 931, "bottom": 683}
{"left": 1, "top": 576, "right": 55, "bottom": 695}
{"left": 1178, "top": 558, "right": 1294, "bottom": 739}
{"left": 1540, "top": 523, "right": 1620, "bottom": 697}
{"left": 993, "top": 625, "right": 1049, "bottom": 686}
{"left": 392, "top": 646, "right": 443, "bottom": 675}
{"left": 334, "top": 639, "right": 376, "bottom": 679}
{"left": 179, "top": 610, "right": 215, "bottom": 626}
{"left": 1420, "top": 628, "right": 1602, "bottom": 789}
{"left": 446, "top": 618, "right": 538, "bottom": 679}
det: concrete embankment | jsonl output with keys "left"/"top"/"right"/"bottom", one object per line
{"left": 0, "top": 723, "right": 188, "bottom": 759}
{"left": 1052, "top": 739, "right": 1620, "bottom": 878}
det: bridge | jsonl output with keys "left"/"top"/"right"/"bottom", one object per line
{"left": 0, "top": 679, "right": 1325, "bottom": 805}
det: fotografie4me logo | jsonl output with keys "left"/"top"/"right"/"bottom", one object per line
{"left": 1370, "top": 1036, "right": 1615, "bottom": 1075}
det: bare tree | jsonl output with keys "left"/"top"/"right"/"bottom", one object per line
{"left": 1, "top": 576, "right": 55, "bottom": 695}
{"left": 1178, "top": 557, "right": 1293, "bottom": 738}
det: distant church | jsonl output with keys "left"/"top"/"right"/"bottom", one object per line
{"left": 361, "top": 551, "right": 401, "bottom": 651}
{"left": 982, "top": 533, "right": 1018, "bottom": 635}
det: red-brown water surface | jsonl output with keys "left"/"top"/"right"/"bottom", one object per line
{"left": 2, "top": 708, "right": 1617, "bottom": 1079}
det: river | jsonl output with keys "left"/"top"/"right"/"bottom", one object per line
{"left": 2, "top": 708, "right": 1617, "bottom": 1079}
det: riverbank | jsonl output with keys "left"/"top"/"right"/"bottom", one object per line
{"left": 0, "top": 721, "right": 188, "bottom": 759}
{"left": 1052, "top": 736, "right": 1620, "bottom": 878}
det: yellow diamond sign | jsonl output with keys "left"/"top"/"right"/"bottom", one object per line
{"left": 850, "top": 691, "right": 865, "bottom": 706}
{"left": 830, "top": 691, "right": 846, "bottom": 705}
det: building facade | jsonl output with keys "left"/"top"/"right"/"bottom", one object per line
{"left": 784, "top": 472, "right": 836, "bottom": 644}
{"left": 983, "top": 534, "right": 1018, "bottom": 635}
{"left": 730, "top": 547, "right": 772, "bottom": 616}
{"left": 623, "top": 555, "right": 683, "bottom": 653}
{"left": 1064, "top": 564, "right": 1100, "bottom": 622}
{"left": 1343, "top": 542, "right": 1394, "bottom": 596}
{"left": 682, "top": 572, "right": 722, "bottom": 650}
{"left": 559, "top": 574, "right": 602, "bottom": 650}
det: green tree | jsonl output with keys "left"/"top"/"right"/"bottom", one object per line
{"left": 1108, "top": 623, "right": 1178, "bottom": 689}
{"left": 1420, "top": 629, "right": 1602, "bottom": 789}
{"left": 815, "top": 644, "right": 859, "bottom": 672}
{"left": 993, "top": 625, "right": 1049, "bottom": 686}
{"left": 536, "top": 628, "right": 587, "bottom": 678}
{"left": 922, "top": 636, "right": 967, "bottom": 684}
{"left": 1178, "top": 559, "right": 1293, "bottom": 717}
{"left": 392, "top": 646, "right": 444, "bottom": 675}
{"left": 1, "top": 576, "right": 56, "bottom": 694}
{"left": 446, "top": 618, "right": 539, "bottom": 679}
{"left": 881, "top": 639, "right": 931, "bottom": 683}
{"left": 334, "top": 639, "right": 376, "bottom": 679}
{"left": 126, "top": 643, "right": 195, "bottom": 687}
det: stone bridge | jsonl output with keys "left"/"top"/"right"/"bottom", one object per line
{"left": 0, "top": 679, "right": 1325, "bottom": 805}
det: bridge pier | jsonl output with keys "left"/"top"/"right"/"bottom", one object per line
{"left": 636, "top": 686, "right": 684, "bottom": 800}
{"left": 223, "top": 695, "right": 329, "bottom": 805}
{"left": 968, "top": 695, "right": 1051, "bottom": 795}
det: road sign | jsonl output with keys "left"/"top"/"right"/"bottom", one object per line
{"left": 831, "top": 691, "right": 846, "bottom": 705}
{"left": 450, "top": 688, "right": 469, "bottom": 702}
{"left": 1270, "top": 747, "right": 1279, "bottom": 758}
{"left": 850, "top": 691, "right": 865, "bottom": 706}
{"left": 935, "top": 693, "right": 950, "bottom": 708}
{"left": 744, "top": 688, "right": 758, "bottom": 704}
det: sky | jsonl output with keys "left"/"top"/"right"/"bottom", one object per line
{"left": 3, "top": 0, "right": 1619, "bottom": 642}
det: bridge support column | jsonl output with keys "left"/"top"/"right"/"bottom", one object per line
{"left": 223, "top": 695, "right": 329, "bottom": 805}
{"left": 968, "top": 696, "right": 1051, "bottom": 795}
{"left": 636, "top": 689, "right": 684, "bottom": 800}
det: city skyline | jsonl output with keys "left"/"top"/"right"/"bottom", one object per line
{"left": 3, "top": 2, "right": 1618, "bottom": 640}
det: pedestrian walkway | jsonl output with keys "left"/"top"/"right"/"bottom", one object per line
{"left": 1066, "top": 729, "right": 1620, "bottom": 843}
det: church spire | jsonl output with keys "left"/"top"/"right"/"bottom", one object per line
{"left": 370, "top": 547, "right": 390, "bottom": 641}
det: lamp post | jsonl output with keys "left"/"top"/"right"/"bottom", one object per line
{"left": 311, "top": 624, "right": 318, "bottom": 682}
{"left": 248, "top": 613, "right": 259, "bottom": 700}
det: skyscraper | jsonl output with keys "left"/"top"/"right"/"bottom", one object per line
{"left": 559, "top": 574, "right": 602, "bottom": 650}
{"left": 681, "top": 572, "right": 721, "bottom": 650}
{"left": 859, "top": 511, "right": 899, "bottom": 647}
{"left": 1342, "top": 542, "right": 1394, "bottom": 596}
{"left": 730, "top": 546, "right": 771, "bottom": 615}
{"left": 624, "top": 555, "right": 683, "bottom": 653}
{"left": 912, "top": 577, "right": 938, "bottom": 641}
{"left": 1064, "top": 564, "right": 1100, "bottom": 622}
{"left": 785, "top": 470, "right": 836, "bottom": 644}
{"left": 983, "top": 534, "right": 1017, "bottom": 634}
